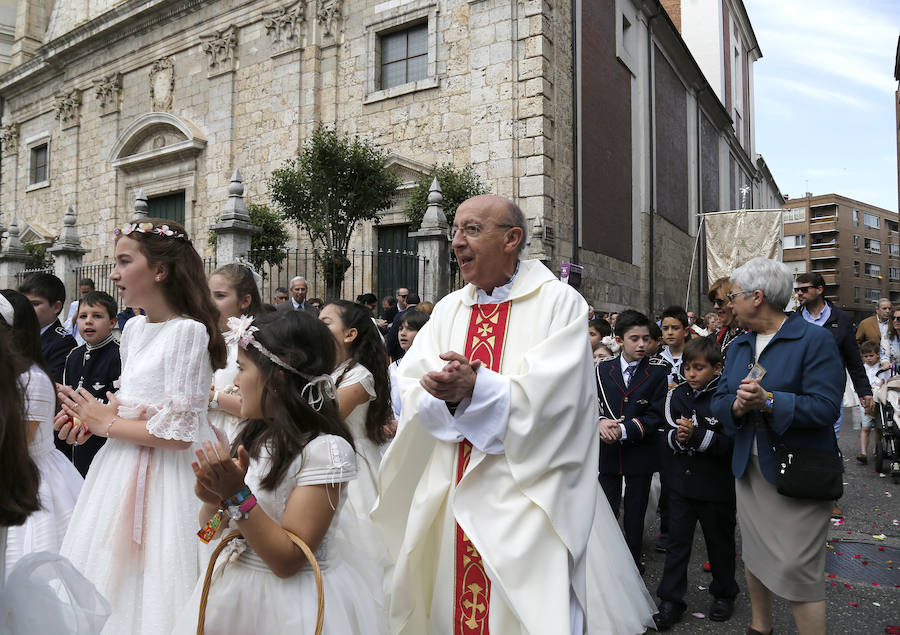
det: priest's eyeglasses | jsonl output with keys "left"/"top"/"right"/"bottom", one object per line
{"left": 451, "top": 223, "right": 514, "bottom": 238}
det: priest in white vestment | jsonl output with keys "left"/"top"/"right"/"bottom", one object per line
{"left": 374, "top": 195, "right": 655, "bottom": 634}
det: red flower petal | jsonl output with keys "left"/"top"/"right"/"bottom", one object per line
{"left": 827, "top": 574, "right": 836, "bottom": 578}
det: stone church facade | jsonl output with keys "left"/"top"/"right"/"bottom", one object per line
{"left": 0, "top": 0, "right": 781, "bottom": 313}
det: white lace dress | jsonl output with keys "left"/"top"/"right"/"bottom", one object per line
{"left": 172, "top": 435, "right": 386, "bottom": 634}
{"left": 331, "top": 361, "right": 381, "bottom": 520}
{"left": 59, "top": 316, "right": 216, "bottom": 635}
{"left": 208, "top": 341, "right": 241, "bottom": 443}
{"left": 5, "top": 366, "right": 83, "bottom": 572}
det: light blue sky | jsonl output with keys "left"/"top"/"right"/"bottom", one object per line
{"left": 747, "top": 0, "right": 899, "bottom": 212}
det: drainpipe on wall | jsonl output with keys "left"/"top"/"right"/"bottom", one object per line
{"left": 696, "top": 86, "right": 705, "bottom": 313}
{"left": 646, "top": 7, "right": 661, "bottom": 318}
{"left": 571, "top": 0, "right": 579, "bottom": 265}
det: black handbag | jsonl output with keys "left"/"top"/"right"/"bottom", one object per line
{"left": 763, "top": 415, "right": 844, "bottom": 500}
{"left": 773, "top": 443, "right": 844, "bottom": 500}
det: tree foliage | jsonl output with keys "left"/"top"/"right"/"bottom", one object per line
{"left": 268, "top": 126, "right": 400, "bottom": 298}
{"left": 23, "top": 243, "right": 53, "bottom": 270}
{"left": 405, "top": 163, "right": 490, "bottom": 230}
{"left": 208, "top": 203, "right": 291, "bottom": 270}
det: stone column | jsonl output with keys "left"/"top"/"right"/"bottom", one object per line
{"left": 0, "top": 217, "right": 31, "bottom": 289}
{"left": 210, "top": 169, "right": 259, "bottom": 264}
{"left": 133, "top": 188, "right": 149, "bottom": 220}
{"left": 48, "top": 205, "right": 89, "bottom": 299}
{"left": 411, "top": 178, "right": 451, "bottom": 302}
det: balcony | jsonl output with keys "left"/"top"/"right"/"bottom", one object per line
{"left": 821, "top": 273, "right": 839, "bottom": 285}
{"left": 809, "top": 242, "right": 839, "bottom": 258}
{"left": 809, "top": 218, "right": 838, "bottom": 232}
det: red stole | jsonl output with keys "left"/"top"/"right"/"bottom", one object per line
{"left": 453, "top": 301, "right": 511, "bottom": 634}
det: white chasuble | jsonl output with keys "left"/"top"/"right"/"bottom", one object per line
{"left": 374, "top": 260, "right": 656, "bottom": 634}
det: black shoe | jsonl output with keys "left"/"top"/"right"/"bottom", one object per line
{"left": 709, "top": 597, "right": 735, "bottom": 622}
{"left": 655, "top": 535, "right": 668, "bottom": 553}
{"left": 653, "top": 601, "right": 684, "bottom": 631}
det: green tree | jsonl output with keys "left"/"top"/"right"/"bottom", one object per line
{"left": 268, "top": 126, "right": 400, "bottom": 299}
{"left": 22, "top": 243, "right": 53, "bottom": 270}
{"left": 405, "top": 163, "right": 490, "bottom": 230}
{"left": 208, "top": 203, "right": 291, "bottom": 271}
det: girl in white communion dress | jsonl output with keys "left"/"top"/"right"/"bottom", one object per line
{"left": 55, "top": 219, "right": 227, "bottom": 634}
{"left": 172, "top": 311, "right": 384, "bottom": 634}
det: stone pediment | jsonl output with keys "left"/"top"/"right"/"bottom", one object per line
{"left": 19, "top": 222, "right": 52, "bottom": 246}
{"left": 109, "top": 112, "right": 206, "bottom": 172}
{"left": 385, "top": 154, "right": 431, "bottom": 188}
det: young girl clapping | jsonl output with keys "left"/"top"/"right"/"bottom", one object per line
{"left": 55, "top": 218, "right": 225, "bottom": 634}
{"left": 172, "top": 310, "right": 384, "bottom": 634}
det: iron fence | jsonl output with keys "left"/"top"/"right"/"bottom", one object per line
{"left": 72, "top": 261, "right": 121, "bottom": 310}
{"left": 14, "top": 267, "right": 54, "bottom": 287}
{"left": 248, "top": 247, "right": 428, "bottom": 304}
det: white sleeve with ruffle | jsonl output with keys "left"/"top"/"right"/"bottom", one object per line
{"left": 145, "top": 319, "right": 212, "bottom": 441}
{"left": 294, "top": 435, "right": 358, "bottom": 487}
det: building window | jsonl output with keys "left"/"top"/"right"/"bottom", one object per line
{"left": 855, "top": 286, "right": 861, "bottom": 301}
{"left": 854, "top": 234, "right": 860, "bottom": 250}
{"left": 854, "top": 260, "right": 860, "bottom": 275}
{"left": 865, "top": 263, "right": 881, "bottom": 278}
{"left": 784, "top": 234, "right": 806, "bottom": 249}
{"left": 891, "top": 267, "right": 900, "bottom": 281}
{"left": 380, "top": 23, "right": 428, "bottom": 90}
{"left": 365, "top": 5, "right": 439, "bottom": 103}
{"left": 867, "top": 287, "right": 881, "bottom": 302}
{"left": 864, "top": 212, "right": 880, "bottom": 229}
{"left": 24, "top": 133, "right": 51, "bottom": 191}
{"left": 865, "top": 238, "right": 881, "bottom": 254}
{"left": 892, "top": 243, "right": 900, "bottom": 257}
{"left": 783, "top": 207, "right": 806, "bottom": 223}
{"left": 30, "top": 144, "right": 48, "bottom": 184}
{"left": 786, "top": 260, "right": 807, "bottom": 275}
{"left": 148, "top": 191, "right": 186, "bottom": 225}
{"left": 854, "top": 209, "right": 860, "bottom": 225}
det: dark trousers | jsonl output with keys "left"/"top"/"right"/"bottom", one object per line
{"left": 658, "top": 470, "right": 670, "bottom": 537}
{"left": 599, "top": 472, "right": 652, "bottom": 565}
{"left": 656, "top": 490, "right": 739, "bottom": 608}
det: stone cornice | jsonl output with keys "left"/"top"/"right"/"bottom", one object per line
{"left": 0, "top": 0, "right": 206, "bottom": 93}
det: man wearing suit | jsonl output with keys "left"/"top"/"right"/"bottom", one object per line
{"left": 276, "top": 276, "right": 319, "bottom": 316}
{"left": 597, "top": 309, "right": 669, "bottom": 572}
{"left": 857, "top": 297, "right": 892, "bottom": 352}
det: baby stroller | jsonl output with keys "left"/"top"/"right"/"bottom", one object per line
{"left": 872, "top": 375, "right": 900, "bottom": 482}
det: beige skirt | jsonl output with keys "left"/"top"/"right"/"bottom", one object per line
{"left": 736, "top": 455, "right": 831, "bottom": 602}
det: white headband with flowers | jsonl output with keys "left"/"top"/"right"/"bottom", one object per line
{"left": 112, "top": 221, "right": 186, "bottom": 240}
{"left": 225, "top": 315, "right": 336, "bottom": 411}
{"left": 601, "top": 335, "right": 621, "bottom": 354}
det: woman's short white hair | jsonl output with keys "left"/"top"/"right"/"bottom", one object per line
{"left": 730, "top": 257, "right": 793, "bottom": 309}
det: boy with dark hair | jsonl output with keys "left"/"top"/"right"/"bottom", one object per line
{"left": 646, "top": 320, "right": 663, "bottom": 357}
{"left": 19, "top": 272, "right": 76, "bottom": 383}
{"left": 654, "top": 336, "right": 738, "bottom": 629}
{"left": 62, "top": 291, "right": 121, "bottom": 475}
{"left": 658, "top": 305, "right": 689, "bottom": 388}
{"left": 597, "top": 309, "right": 669, "bottom": 572}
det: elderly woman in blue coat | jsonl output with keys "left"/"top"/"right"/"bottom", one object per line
{"left": 711, "top": 258, "right": 844, "bottom": 635}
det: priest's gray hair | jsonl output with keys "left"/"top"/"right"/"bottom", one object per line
{"left": 290, "top": 276, "right": 307, "bottom": 285}
{"left": 503, "top": 199, "right": 528, "bottom": 253}
{"left": 730, "top": 257, "right": 793, "bottom": 310}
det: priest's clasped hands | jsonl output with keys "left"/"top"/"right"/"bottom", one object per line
{"left": 421, "top": 351, "right": 482, "bottom": 403}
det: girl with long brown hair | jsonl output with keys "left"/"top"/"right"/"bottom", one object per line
{"left": 54, "top": 218, "right": 226, "bottom": 634}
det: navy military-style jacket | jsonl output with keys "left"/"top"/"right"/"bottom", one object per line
{"left": 596, "top": 354, "right": 669, "bottom": 475}
{"left": 662, "top": 375, "right": 734, "bottom": 502}
{"left": 63, "top": 334, "right": 121, "bottom": 476}
{"left": 42, "top": 318, "right": 77, "bottom": 383}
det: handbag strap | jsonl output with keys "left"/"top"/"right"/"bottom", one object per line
{"left": 196, "top": 529, "right": 325, "bottom": 635}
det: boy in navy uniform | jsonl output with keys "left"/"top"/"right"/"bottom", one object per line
{"left": 597, "top": 309, "right": 669, "bottom": 571}
{"left": 19, "top": 272, "right": 76, "bottom": 382}
{"left": 63, "top": 291, "right": 121, "bottom": 476}
{"left": 653, "top": 337, "right": 738, "bottom": 630}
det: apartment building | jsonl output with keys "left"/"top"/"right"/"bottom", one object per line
{"left": 782, "top": 193, "right": 900, "bottom": 322}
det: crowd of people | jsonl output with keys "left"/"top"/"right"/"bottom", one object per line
{"left": 0, "top": 194, "right": 882, "bottom": 635}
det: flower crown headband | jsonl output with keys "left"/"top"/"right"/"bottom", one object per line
{"left": 224, "top": 315, "right": 336, "bottom": 411}
{"left": 112, "top": 221, "right": 187, "bottom": 240}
